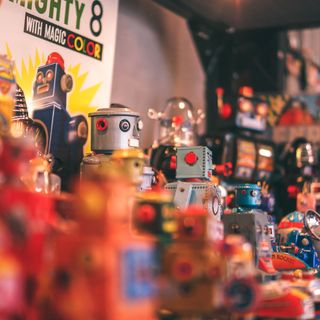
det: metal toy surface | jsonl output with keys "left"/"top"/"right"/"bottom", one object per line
{"left": 222, "top": 184, "right": 275, "bottom": 273}
{"left": 273, "top": 210, "right": 320, "bottom": 270}
{"left": 89, "top": 104, "right": 142, "bottom": 154}
{"left": 165, "top": 146, "right": 223, "bottom": 220}
{"left": 234, "top": 184, "right": 261, "bottom": 211}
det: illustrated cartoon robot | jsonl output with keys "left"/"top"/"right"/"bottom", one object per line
{"left": 32, "top": 52, "right": 88, "bottom": 189}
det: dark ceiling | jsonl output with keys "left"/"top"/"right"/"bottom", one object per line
{"left": 153, "top": 0, "right": 320, "bottom": 31}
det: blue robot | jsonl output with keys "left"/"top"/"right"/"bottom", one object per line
{"left": 222, "top": 184, "right": 276, "bottom": 273}
{"left": 32, "top": 52, "right": 88, "bottom": 189}
{"left": 285, "top": 230, "right": 320, "bottom": 268}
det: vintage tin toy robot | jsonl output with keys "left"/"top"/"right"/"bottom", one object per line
{"left": 148, "top": 97, "right": 205, "bottom": 181}
{"left": 222, "top": 184, "right": 276, "bottom": 273}
{"left": 81, "top": 103, "right": 143, "bottom": 177}
{"left": 273, "top": 210, "right": 320, "bottom": 270}
{"left": 165, "top": 146, "right": 223, "bottom": 220}
{"left": 32, "top": 52, "right": 88, "bottom": 189}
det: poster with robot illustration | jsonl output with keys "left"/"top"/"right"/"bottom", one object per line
{"left": 0, "top": 0, "right": 119, "bottom": 154}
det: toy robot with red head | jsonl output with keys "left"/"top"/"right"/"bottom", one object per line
{"left": 32, "top": 52, "right": 88, "bottom": 190}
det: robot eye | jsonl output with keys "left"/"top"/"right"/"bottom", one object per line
{"left": 250, "top": 190, "right": 257, "bottom": 197}
{"left": 137, "top": 119, "right": 143, "bottom": 131}
{"left": 36, "top": 72, "right": 44, "bottom": 84}
{"left": 119, "top": 119, "right": 130, "bottom": 132}
{"left": 96, "top": 118, "right": 108, "bottom": 131}
{"left": 46, "top": 70, "right": 54, "bottom": 81}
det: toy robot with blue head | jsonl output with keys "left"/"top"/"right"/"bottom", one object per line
{"left": 32, "top": 52, "right": 88, "bottom": 189}
{"left": 222, "top": 184, "right": 275, "bottom": 273}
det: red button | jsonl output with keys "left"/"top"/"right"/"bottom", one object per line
{"left": 184, "top": 152, "right": 198, "bottom": 165}
{"left": 138, "top": 204, "right": 156, "bottom": 222}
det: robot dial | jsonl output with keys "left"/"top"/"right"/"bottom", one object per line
{"left": 119, "top": 119, "right": 131, "bottom": 132}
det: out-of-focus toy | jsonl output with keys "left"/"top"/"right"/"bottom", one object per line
{"left": 222, "top": 235, "right": 260, "bottom": 315}
{"left": 165, "top": 146, "right": 223, "bottom": 221}
{"left": 279, "top": 137, "right": 317, "bottom": 213}
{"left": 215, "top": 86, "right": 269, "bottom": 133}
{"left": 222, "top": 184, "right": 275, "bottom": 273}
{"left": 149, "top": 97, "right": 204, "bottom": 181}
{"left": 205, "top": 133, "right": 275, "bottom": 183}
{"left": 280, "top": 270, "right": 320, "bottom": 319}
{"left": 159, "top": 206, "right": 224, "bottom": 318}
{"left": 32, "top": 52, "right": 88, "bottom": 189}
{"left": 311, "top": 182, "right": 320, "bottom": 212}
{"left": 81, "top": 104, "right": 143, "bottom": 178}
{"left": 256, "top": 280, "right": 315, "bottom": 319}
{"left": 110, "top": 149, "right": 146, "bottom": 187}
{"left": 132, "top": 189, "right": 176, "bottom": 241}
{"left": 297, "top": 185, "right": 316, "bottom": 213}
{"left": 44, "top": 169, "right": 157, "bottom": 320}
{"left": 0, "top": 54, "right": 16, "bottom": 135}
{"left": 273, "top": 209, "right": 320, "bottom": 270}
{"left": 21, "top": 157, "right": 61, "bottom": 194}
{"left": 278, "top": 98, "right": 315, "bottom": 126}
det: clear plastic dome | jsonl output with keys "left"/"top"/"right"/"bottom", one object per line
{"left": 149, "top": 97, "right": 204, "bottom": 147}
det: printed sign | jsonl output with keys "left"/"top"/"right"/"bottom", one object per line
{"left": 0, "top": 0, "right": 119, "bottom": 150}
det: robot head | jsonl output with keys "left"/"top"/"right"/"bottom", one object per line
{"left": 235, "top": 184, "right": 261, "bottom": 209}
{"left": 148, "top": 97, "right": 204, "bottom": 147}
{"left": 176, "top": 146, "right": 213, "bottom": 180}
{"left": 32, "top": 52, "right": 73, "bottom": 109}
{"left": 89, "top": 104, "right": 143, "bottom": 154}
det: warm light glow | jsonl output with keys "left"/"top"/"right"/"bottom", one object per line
{"left": 259, "top": 148, "right": 272, "bottom": 158}
{"left": 178, "top": 102, "right": 185, "bottom": 109}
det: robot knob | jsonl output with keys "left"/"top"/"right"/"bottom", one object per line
{"left": 60, "top": 74, "right": 73, "bottom": 92}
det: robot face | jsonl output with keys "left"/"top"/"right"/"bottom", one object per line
{"left": 33, "top": 64, "right": 58, "bottom": 101}
{"left": 91, "top": 115, "right": 141, "bottom": 152}
{"left": 235, "top": 184, "right": 261, "bottom": 208}
{"left": 32, "top": 62, "right": 72, "bottom": 109}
